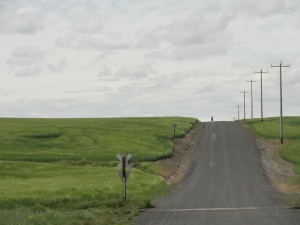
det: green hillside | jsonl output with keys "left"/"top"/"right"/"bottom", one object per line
{"left": 0, "top": 117, "right": 197, "bottom": 225}
{"left": 0, "top": 117, "right": 196, "bottom": 162}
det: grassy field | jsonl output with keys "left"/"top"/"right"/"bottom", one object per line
{"left": 0, "top": 117, "right": 195, "bottom": 162}
{"left": 0, "top": 117, "right": 197, "bottom": 225}
{"left": 244, "top": 117, "right": 300, "bottom": 207}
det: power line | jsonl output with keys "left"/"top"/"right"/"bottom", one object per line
{"left": 271, "top": 61, "right": 290, "bottom": 144}
{"left": 246, "top": 80, "right": 257, "bottom": 119}
{"left": 255, "top": 70, "right": 268, "bottom": 122}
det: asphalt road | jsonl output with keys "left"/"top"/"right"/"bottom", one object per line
{"left": 134, "top": 122, "right": 300, "bottom": 225}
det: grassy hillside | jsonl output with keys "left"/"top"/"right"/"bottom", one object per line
{"left": 0, "top": 117, "right": 197, "bottom": 225}
{"left": 0, "top": 117, "right": 196, "bottom": 162}
{"left": 245, "top": 117, "right": 300, "bottom": 175}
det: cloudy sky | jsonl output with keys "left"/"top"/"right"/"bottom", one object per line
{"left": 0, "top": 0, "right": 299, "bottom": 121}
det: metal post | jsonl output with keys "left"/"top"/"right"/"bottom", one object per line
{"left": 173, "top": 124, "right": 176, "bottom": 149}
{"left": 122, "top": 156, "right": 126, "bottom": 200}
{"left": 122, "top": 177, "right": 126, "bottom": 200}
{"left": 247, "top": 80, "right": 257, "bottom": 119}
{"left": 261, "top": 71, "right": 262, "bottom": 121}
{"left": 280, "top": 64, "right": 283, "bottom": 144}
{"left": 271, "top": 61, "right": 290, "bottom": 144}
{"left": 241, "top": 90, "right": 247, "bottom": 120}
{"left": 255, "top": 70, "right": 268, "bottom": 122}
{"left": 244, "top": 91, "right": 246, "bottom": 120}
{"left": 236, "top": 105, "right": 240, "bottom": 120}
{"left": 251, "top": 81, "right": 253, "bottom": 119}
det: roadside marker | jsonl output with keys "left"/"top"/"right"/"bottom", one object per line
{"left": 173, "top": 123, "right": 176, "bottom": 150}
{"left": 116, "top": 153, "right": 132, "bottom": 200}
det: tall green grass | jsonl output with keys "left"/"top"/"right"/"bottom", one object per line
{"left": 0, "top": 161, "right": 167, "bottom": 210}
{"left": 244, "top": 117, "right": 300, "bottom": 175}
{"left": 0, "top": 117, "right": 197, "bottom": 224}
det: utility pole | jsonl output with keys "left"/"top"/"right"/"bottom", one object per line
{"left": 271, "top": 61, "right": 290, "bottom": 144}
{"left": 236, "top": 105, "right": 241, "bottom": 120}
{"left": 246, "top": 80, "right": 257, "bottom": 119}
{"left": 255, "top": 70, "right": 268, "bottom": 122}
{"left": 240, "top": 90, "right": 248, "bottom": 120}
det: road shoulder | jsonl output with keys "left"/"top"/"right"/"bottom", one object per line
{"left": 154, "top": 121, "right": 202, "bottom": 185}
{"left": 241, "top": 122, "right": 300, "bottom": 207}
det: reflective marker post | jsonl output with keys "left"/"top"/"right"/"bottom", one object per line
{"left": 122, "top": 156, "right": 126, "bottom": 199}
{"left": 173, "top": 124, "right": 176, "bottom": 149}
{"left": 116, "top": 153, "right": 132, "bottom": 200}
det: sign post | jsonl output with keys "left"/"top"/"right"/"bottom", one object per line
{"left": 173, "top": 124, "right": 176, "bottom": 149}
{"left": 116, "top": 153, "right": 132, "bottom": 200}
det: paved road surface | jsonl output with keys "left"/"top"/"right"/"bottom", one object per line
{"left": 134, "top": 122, "right": 300, "bottom": 225}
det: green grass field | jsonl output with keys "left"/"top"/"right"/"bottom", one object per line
{"left": 0, "top": 117, "right": 196, "bottom": 162}
{"left": 0, "top": 117, "right": 197, "bottom": 225}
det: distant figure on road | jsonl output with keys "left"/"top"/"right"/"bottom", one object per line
{"left": 211, "top": 116, "right": 213, "bottom": 122}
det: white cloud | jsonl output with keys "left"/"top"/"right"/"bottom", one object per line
{"left": 233, "top": 0, "right": 292, "bottom": 17}
{"left": 66, "top": 2, "right": 104, "bottom": 34}
{"left": 7, "top": 46, "right": 44, "bottom": 65}
{"left": 55, "top": 33, "right": 132, "bottom": 51}
{"left": 97, "top": 67, "right": 114, "bottom": 81}
{"left": 15, "top": 67, "right": 43, "bottom": 77}
{"left": 135, "top": 28, "right": 164, "bottom": 49}
{"left": 115, "top": 63, "right": 156, "bottom": 79}
{"left": 165, "top": 12, "right": 231, "bottom": 46}
{"left": 0, "top": 0, "right": 299, "bottom": 121}
{"left": 0, "top": 5, "right": 44, "bottom": 34}
{"left": 48, "top": 59, "right": 67, "bottom": 73}
{"left": 170, "top": 41, "right": 228, "bottom": 59}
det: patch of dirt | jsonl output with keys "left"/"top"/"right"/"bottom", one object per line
{"left": 255, "top": 138, "right": 300, "bottom": 194}
{"left": 155, "top": 121, "right": 201, "bottom": 185}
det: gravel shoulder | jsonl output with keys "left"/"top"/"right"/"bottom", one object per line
{"left": 255, "top": 137, "right": 300, "bottom": 197}
{"left": 154, "top": 121, "right": 202, "bottom": 185}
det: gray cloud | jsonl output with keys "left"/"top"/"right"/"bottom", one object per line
{"left": 147, "top": 40, "right": 228, "bottom": 60}
{"left": 97, "top": 67, "right": 114, "bottom": 80}
{"left": 233, "top": 0, "right": 292, "bottom": 17}
{"left": 0, "top": 98, "right": 95, "bottom": 118}
{"left": 145, "top": 11, "right": 232, "bottom": 60}
{"left": 115, "top": 63, "right": 156, "bottom": 79}
{"left": 48, "top": 59, "right": 67, "bottom": 73}
{"left": 165, "top": 12, "right": 231, "bottom": 46}
{"left": 7, "top": 46, "right": 44, "bottom": 66}
{"left": 0, "top": 5, "right": 44, "bottom": 34}
{"left": 0, "top": 0, "right": 299, "bottom": 121}
{"left": 170, "top": 41, "right": 228, "bottom": 59}
{"left": 51, "top": 1, "right": 105, "bottom": 34}
{"left": 55, "top": 33, "right": 132, "bottom": 51}
{"left": 15, "top": 67, "right": 42, "bottom": 77}
{"left": 97, "top": 63, "right": 156, "bottom": 81}
{"left": 135, "top": 28, "right": 164, "bottom": 49}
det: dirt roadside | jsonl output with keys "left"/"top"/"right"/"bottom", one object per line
{"left": 255, "top": 138, "right": 300, "bottom": 195}
{"left": 154, "top": 121, "right": 202, "bottom": 185}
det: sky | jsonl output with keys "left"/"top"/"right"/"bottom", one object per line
{"left": 0, "top": 0, "right": 299, "bottom": 121}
